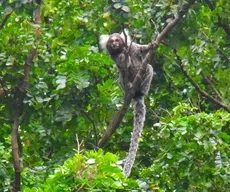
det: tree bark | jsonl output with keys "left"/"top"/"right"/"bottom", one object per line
{"left": 11, "top": 2, "right": 41, "bottom": 191}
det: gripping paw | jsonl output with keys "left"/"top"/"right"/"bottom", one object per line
{"left": 149, "top": 41, "right": 158, "bottom": 49}
{"left": 127, "top": 82, "right": 132, "bottom": 89}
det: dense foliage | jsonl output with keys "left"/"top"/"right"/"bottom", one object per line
{"left": 0, "top": 0, "right": 229, "bottom": 191}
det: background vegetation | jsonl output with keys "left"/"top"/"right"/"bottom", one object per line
{"left": 0, "top": 0, "right": 229, "bottom": 191}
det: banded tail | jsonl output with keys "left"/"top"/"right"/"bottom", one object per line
{"left": 123, "top": 96, "right": 146, "bottom": 177}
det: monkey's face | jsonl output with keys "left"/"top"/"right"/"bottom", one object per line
{"left": 106, "top": 34, "right": 124, "bottom": 55}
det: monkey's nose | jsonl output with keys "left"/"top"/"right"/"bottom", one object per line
{"left": 112, "top": 44, "right": 118, "bottom": 49}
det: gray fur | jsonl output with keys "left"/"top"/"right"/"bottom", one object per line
{"left": 123, "top": 96, "right": 146, "bottom": 177}
{"left": 100, "top": 31, "right": 153, "bottom": 177}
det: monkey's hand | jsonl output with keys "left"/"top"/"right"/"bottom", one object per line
{"left": 127, "top": 82, "right": 132, "bottom": 89}
{"left": 118, "top": 54, "right": 125, "bottom": 62}
{"left": 116, "top": 54, "right": 127, "bottom": 69}
{"left": 123, "top": 82, "right": 132, "bottom": 94}
{"left": 149, "top": 41, "right": 158, "bottom": 49}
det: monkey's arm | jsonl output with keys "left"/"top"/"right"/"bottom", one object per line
{"left": 135, "top": 41, "right": 158, "bottom": 55}
{"left": 134, "top": 44, "right": 151, "bottom": 55}
{"left": 116, "top": 53, "right": 133, "bottom": 92}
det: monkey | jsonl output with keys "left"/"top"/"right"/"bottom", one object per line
{"left": 100, "top": 30, "right": 155, "bottom": 177}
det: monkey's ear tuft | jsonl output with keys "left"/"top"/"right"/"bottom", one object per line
{"left": 120, "top": 29, "right": 132, "bottom": 45}
{"left": 99, "top": 34, "right": 110, "bottom": 51}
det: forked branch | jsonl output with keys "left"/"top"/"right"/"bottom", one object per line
{"left": 174, "top": 50, "right": 230, "bottom": 113}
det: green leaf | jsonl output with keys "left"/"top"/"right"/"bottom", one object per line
{"left": 167, "top": 153, "right": 173, "bottom": 159}
{"left": 56, "top": 76, "right": 67, "bottom": 90}
{"left": 54, "top": 106, "right": 72, "bottom": 122}
{"left": 74, "top": 73, "right": 90, "bottom": 90}
{"left": 114, "top": 3, "right": 122, "bottom": 9}
{"left": 121, "top": 5, "right": 130, "bottom": 12}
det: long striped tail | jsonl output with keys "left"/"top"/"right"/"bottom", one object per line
{"left": 123, "top": 96, "right": 146, "bottom": 177}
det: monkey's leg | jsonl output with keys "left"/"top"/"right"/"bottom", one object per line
{"left": 118, "top": 73, "right": 125, "bottom": 92}
{"left": 140, "top": 64, "right": 154, "bottom": 95}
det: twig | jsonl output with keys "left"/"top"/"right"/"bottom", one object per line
{"left": 0, "top": 78, "right": 9, "bottom": 98}
{"left": 200, "top": 72, "right": 222, "bottom": 101}
{"left": 97, "top": 0, "right": 196, "bottom": 147}
{"left": 122, "top": 27, "right": 128, "bottom": 46}
{"left": 174, "top": 50, "right": 230, "bottom": 113}
{"left": 0, "top": 11, "right": 13, "bottom": 30}
{"left": 76, "top": 184, "right": 86, "bottom": 192}
{"left": 81, "top": 110, "right": 98, "bottom": 145}
{"left": 155, "top": 0, "right": 196, "bottom": 45}
{"left": 75, "top": 134, "right": 84, "bottom": 154}
{"left": 98, "top": 95, "right": 132, "bottom": 147}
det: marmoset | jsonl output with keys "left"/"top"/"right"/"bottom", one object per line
{"left": 100, "top": 30, "right": 155, "bottom": 177}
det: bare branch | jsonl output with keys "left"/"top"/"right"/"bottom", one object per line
{"left": 155, "top": 0, "right": 196, "bottom": 44}
{"left": 0, "top": 11, "right": 13, "bottom": 30}
{"left": 98, "top": 95, "right": 132, "bottom": 147}
{"left": 200, "top": 72, "right": 222, "bottom": 101}
{"left": 0, "top": 78, "right": 8, "bottom": 98}
{"left": 174, "top": 50, "right": 230, "bottom": 113}
{"left": 81, "top": 110, "right": 98, "bottom": 145}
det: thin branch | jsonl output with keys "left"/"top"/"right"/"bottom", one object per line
{"left": 217, "top": 48, "right": 230, "bottom": 63}
{"left": 0, "top": 78, "right": 8, "bottom": 98}
{"left": 205, "top": 0, "right": 230, "bottom": 36}
{"left": 95, "top": 32, "right": 102, "bottom": 52}
{"left": 200, "top": 72, "right": 222, "bottom": 101}
{"left": 174, "top": 50, "right": 230, "bottom": 113}
{"left": 75, "top": 134, "right": 84, "bottom": 154}
{"left": 0, "top": 11, "right": 13, "bottom": 30}
{"left": 97, "top": 0, "right": 196, "bottom": 148}
{"left": 155, "top": 0, "right": 196, "bottom": 45}
{"left": 76, "top": 184, "right": 86, "bottom": 192}
{"left": 98, "top": 95, "right": 132, "bottom": 147}
{"left": 81, "top": 110, "right": 98, "bottom": 145}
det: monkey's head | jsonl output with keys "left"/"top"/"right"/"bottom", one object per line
{"left": 100, "top": 30, "right": 131, "bottom": 56}
{"left": 106, "top": 33, "right": 125, "bottom": 55}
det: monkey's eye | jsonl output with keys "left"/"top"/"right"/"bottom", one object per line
{"left": 114, "top": 38, "right": 120, "bottom": 42}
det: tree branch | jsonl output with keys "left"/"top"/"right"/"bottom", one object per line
{"left": 155, "top": 0, "right": 196, "bottom": 45}
{"left": 98, "top": 95, "right": 132, "bottom": 147}
{"left": 200, "top": 72, "right": 222, "bottom": 101}
{"left": 81, "top": 110, "right": 98, "bottom": 145}
{"left": 174, "top": 50, "right": 230, "bottom": 113}
{"left": 11, "top": 3, "right": 41, "bottom": 191}
{"left": 97, "top": 0, "right": 196, "bottom": 148}
{"left": 0, "top": 78, "right": 8, "bottom": 98}
{"left": 11, "top": 48, "right": 37, "bottom": 192}
{"left": 0, "top": 11, "right": 13, "bottom": 30}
